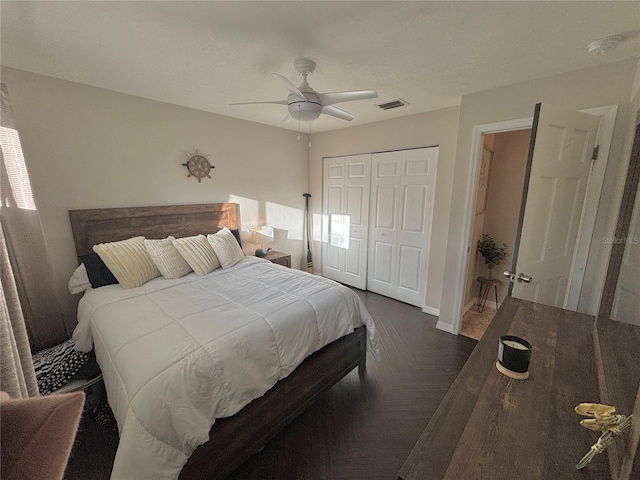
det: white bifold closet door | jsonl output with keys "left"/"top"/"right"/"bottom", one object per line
{"left": 367, "top": 147, "right": 438, "bottom": 307}
{"left": 322, "top": 154, "right": 370, "bottom": 289}
{"left": 322, "top": 147, "right": 438, "bottom": 308}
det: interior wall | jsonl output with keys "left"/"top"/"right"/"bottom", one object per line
{"left": 610, "top": 58, "right": 640, "bottom": 325}
{"left": 309, "top": 106, "right": 460, "bottom": 313}
{"left": 463, "top": 134, "right": 493, "bottom": 309}
{"left": 439, "top": 58, "right": 638, "bottom": 333}
{"left": 1, "top": 67, "right": 310, "bottom": 332}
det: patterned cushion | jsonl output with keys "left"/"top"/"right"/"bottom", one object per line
{"left": 172, "top": 235, "right": 220, "bottom": 275}
{"left": 144, "top": 236, "right": 192, "bottom": 279}
{"left": 208, "top": 227, "right": 245, "bottom": 269}
{"left": 32, "top": 340, "right": 89, "bottom": 395}
{"left": 93, "top": 236, "right": 160, "bottom": 289}
{"left": 79, "top": 252, "right": 118, "bottom": 289}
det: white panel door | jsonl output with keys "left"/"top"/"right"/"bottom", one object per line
{"left": 510, "top": 104, "right": 600, "bottom": 307}
{"left": 368, "top": 147, "right": 438, "bottom": 307}
{"left": 322, "top": 154, "right": 370, "bottom": 289}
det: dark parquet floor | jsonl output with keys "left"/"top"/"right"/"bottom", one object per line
{"left": 65, "top": 289, "right": 477, "bottom": 480}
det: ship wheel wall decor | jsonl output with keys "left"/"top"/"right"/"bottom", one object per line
{"left": 182, "top": 150, "right": 214, "bottom": 182}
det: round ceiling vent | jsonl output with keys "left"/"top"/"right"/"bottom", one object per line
{"left": 587, "top": 35, "right": 623, "bottom": 56}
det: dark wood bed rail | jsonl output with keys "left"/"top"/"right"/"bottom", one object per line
{"left": 180, "top": 325, "right": 367, "bottom": 480}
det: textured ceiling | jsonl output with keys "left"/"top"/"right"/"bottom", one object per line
{"left": 1, "top": 1, "right": 639, "bottom": 133}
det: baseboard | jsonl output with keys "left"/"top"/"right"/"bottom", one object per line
{"left": 466, "top": 296, "right": 500, "bottom": 312}
{"left": 463, "top": 298, "right": 477, "bottom": 314}
{"left": 422, "top": 305, "right": 440, "bottom": 317}
{"left": 482, "top": 299, "right": 500, "bottom": 310}
{"left": 436, "top": 320, "right": 457, "bottom": 334}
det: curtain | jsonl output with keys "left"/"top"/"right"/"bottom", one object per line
{"left": 1, "top": 83, "right": 67, "bottom": 352}
{"left": 1, "top": 220, "right": 39, "bottom": 398}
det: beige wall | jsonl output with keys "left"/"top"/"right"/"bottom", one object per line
{"left": 1, "top": 67, "right": 310, "bottom": 332}
{"left": 481, "top": 129, "right": 531, "bottom": 303}
{"left": 309, "top": 106, "right": 460, "bottom": 312}
{"left": 440, "top": 58, "right": 638, "bottom": 333}
{"left": 463, "top": 134, "right": 493, "bottom": 309}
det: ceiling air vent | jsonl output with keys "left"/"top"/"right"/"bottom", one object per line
{"left": 376, "top": 99, "right": 408, "bottom": 110}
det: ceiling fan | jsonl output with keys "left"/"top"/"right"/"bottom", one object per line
{"left": 230, "top": 58, "right": 378, "bottom": 122}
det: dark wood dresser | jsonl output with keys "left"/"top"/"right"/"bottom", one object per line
{"left": 398, "top": 297, "right": 609, "bottom": 480}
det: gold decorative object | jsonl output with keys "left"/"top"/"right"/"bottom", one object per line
{"left": 574, "top": 402, "right": 632, "bottom": 469}
{"left": 182, "top": 150, "right": 214, "bottom": 182}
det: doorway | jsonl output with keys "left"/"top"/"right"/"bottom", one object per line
{"left": 460, "top": 130, "right": 531, "bottom": 340}
{"left": 455, "top": 105, "right": 618, "bottom": 338}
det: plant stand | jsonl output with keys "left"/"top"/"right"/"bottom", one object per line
{"left": 476, "top": 276, "right": 503, "bottom": 313}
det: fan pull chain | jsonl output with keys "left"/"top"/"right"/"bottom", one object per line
{"left": 308, "top": 122, "right": 311, "bottom": 148}
{"left": 297, "top": 104, "right": 301, "bottom": 140}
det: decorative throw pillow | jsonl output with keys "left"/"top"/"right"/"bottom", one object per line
{"left": 230, "top": 229, "right": 243, "bottom": 249}
{"left": 79, "top": 252, "right": 118, "bottom": 289}
{"left": 144, "top": 236, "right": 192, "bottom": 279}
{"left": 93, "top": 236, "right": 160, "bottom": 289}
{"left": 67, "top": 263, "right": 92, "bottom": 294}
{"left": 172, "top": 234, "right": 221, "bottom": 275}
{"left": 208, "top": 227, "right": 245, "bottom": 269}
{"left": 32, "top": 339, "right": 89, "bottom": 395}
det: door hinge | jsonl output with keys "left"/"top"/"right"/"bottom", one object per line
{"left": 592, "top": 145, "right": 600, "bottom": 161}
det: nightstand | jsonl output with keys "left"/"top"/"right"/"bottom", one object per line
{"left": 263, "top": 250, "right": 291, "bottom": 268}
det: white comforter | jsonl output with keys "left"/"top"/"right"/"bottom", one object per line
{"left": 73, "top": 256, "right": 379, "bottom": 479}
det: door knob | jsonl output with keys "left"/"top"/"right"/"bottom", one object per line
{"left": 503, "top": 271, "right": 533, "bottom": 283}
{"left": 517, "top": 273, "right": 533, "bottom": 283}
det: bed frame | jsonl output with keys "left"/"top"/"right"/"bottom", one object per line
{"left": 68, "top": 202, "right": 367, "bottom": 479}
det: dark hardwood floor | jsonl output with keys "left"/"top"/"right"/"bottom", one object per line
{"left": 64, "top": 290, "right": 476, "bottom": 480}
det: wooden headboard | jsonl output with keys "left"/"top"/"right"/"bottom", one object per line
{"left": 68, "top": 203, "right": 240, "bottom": 256}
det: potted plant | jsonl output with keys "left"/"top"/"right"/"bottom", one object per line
{"left": 477, "top": 233, "right": 509, "bottom": 279}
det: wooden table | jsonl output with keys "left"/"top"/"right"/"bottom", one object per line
{"left": 398, "top": 297, "right": 608, "bottom": 480}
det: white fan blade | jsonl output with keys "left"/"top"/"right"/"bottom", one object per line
{"left": 281, "top": 113, "right": 292, "bottom": 123}
{"left": 272, "top": 73, "right": 306, "bottom": 101}
{"left": 318, "top": 90, "right": 378, "bottom": 106}
{"left": 229, "top": 100, "right": 288, "bottom": 106}
{"left": 321, "top": 105, "right": 355, "bottom": 122}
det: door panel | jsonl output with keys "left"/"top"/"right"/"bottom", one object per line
{"left": 510, "top": 104, "right": 600, "bottom": 308}
{"left": 368, "top": 147, "right": 438, "bottom": 307}
{"left": 322, "top": 154, "right": 370, "bottom": 289}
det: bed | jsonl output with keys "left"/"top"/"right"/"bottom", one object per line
{"left": 68, "top": 202, "right": 378, "bottom": 480}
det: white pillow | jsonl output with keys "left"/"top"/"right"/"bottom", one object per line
{"left": 144, "top": 236, "right": 193, "bottom": 279}
{"left": 207, "top": 227, "right": 245, "bottom": 269}
{"left": 172, "top": 235, "right": 220, "bottom": 275}
{"left": 67, "top": 263, "right": 92, "bottom": 294}
{"left": 93, "top": 236, "right": 160, "bottom": 289}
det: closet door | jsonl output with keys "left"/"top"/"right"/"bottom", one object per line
{"left": 322, "top": 154, "right": 370, "bottom": 289}
{"left": 368, "top": 147, "right": 438, "bottom": 307}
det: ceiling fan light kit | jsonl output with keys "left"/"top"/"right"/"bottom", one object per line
{"left": 230, "top": 58, "right": 378, "bottom": 123}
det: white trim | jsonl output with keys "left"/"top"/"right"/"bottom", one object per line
{"left": 566, "top": 105, "right": 618, "bottom": 312}
{"left": 465, "top": 296, "right": 500, "bottom": 312}
{"left": 436, "top": 319, "right": 457, "bottom": 333}
{"left": 446, "top": 118, "right": 532, "bottom": 336}
{"left": 422, "top": 305, "right": 440, "bottom": 317}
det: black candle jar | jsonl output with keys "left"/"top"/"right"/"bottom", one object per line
{"left": 496, "top": 335, "right": 532, "bottom": 380}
